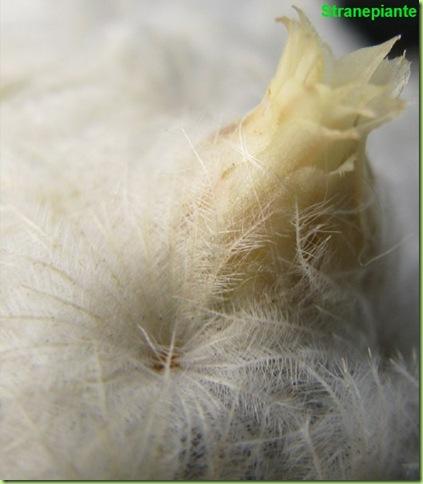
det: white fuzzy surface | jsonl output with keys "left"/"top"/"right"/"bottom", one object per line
{"left": 0, "top": 1, "right": 419, "bottom": 479}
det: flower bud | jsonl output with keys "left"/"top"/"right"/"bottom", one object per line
{"left": 180, "top": 8, "right": 409, "bottom": 306}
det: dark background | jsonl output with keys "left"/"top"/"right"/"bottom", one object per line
{"left": 339, "top": 0, "right": 419, "bottom": 57}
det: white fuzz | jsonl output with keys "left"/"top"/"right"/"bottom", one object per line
{"left": 1, "top": 199, "right": 418, "bottom": 479}
{"left": 0, "top": 3, "right": 418, "bottom": 480}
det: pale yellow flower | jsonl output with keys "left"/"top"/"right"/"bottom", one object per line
{"left": 181, "top": 8, "right": 409, "bottom": 303}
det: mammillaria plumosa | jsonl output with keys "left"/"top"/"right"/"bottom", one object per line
{"left": 0, "top": 7, "right": 418, "bottom": 480}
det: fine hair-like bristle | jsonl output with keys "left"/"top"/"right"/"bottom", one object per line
{"left": 0, "top": 4, "right": 418, "bottom": 480}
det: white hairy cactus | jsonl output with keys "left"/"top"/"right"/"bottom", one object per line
{"left": 0, "top": 4, "right": 418, "bottom": 480}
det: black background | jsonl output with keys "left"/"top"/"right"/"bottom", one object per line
{"left": 339, "top": 0, "right": 419, "bottom": 56}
